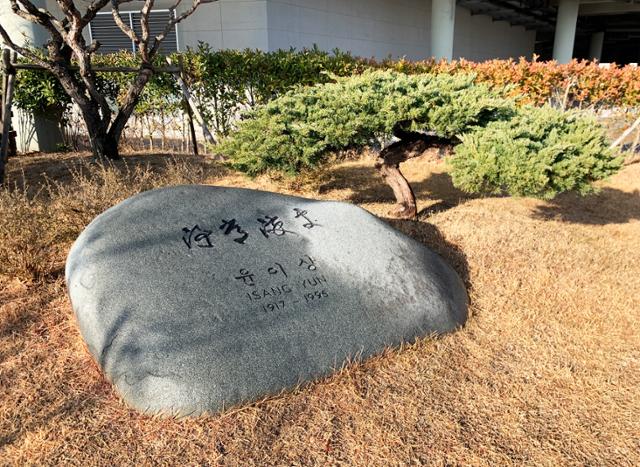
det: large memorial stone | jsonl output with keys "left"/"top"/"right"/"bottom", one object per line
{"left": 66, "top": 185, "right": 467, "bottom": 416}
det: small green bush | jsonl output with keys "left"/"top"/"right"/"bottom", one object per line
{"left": 449, "top": 106, "right": 622, "bottom": 198}
{"left": 220, "top": 70, "right": 621, "bottom": 198}
{"left": 14, "top": 66, "right": 71, "bottom": 120}
{"left": 180, "top": 44, "right": 363, "bottom": 136}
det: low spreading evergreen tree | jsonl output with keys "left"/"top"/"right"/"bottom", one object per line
{"left": 221, "top": 71, "right": 514, "bottom": 175}
{"left": 450, "top": 106, "right": 620, "bottom": 198}
{"left": 220, "top": 70, "right": 621, "bottom": 216}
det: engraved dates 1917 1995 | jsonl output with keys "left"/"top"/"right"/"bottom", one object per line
{"left": 234, "top": 255, "right": 330, "bottom": 314}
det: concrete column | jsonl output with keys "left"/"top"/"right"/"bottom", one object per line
{"left": 589, "top": 31, "right": 605, "bottom": 61}
{"left": 431, "top": 0, "right": 456, "bottom": 61}
{"left": 552, "top": 0, "right": 580, "bottom": 63}
{"left": 1, "top": 0, "right": 63, "bottom": 153}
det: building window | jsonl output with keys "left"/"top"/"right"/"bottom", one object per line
{"left": 89, "top": 10, "right": 179, "bottom": 54}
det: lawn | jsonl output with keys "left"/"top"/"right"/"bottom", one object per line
{"left": 1, "top": 151, "right": 638, "bottom": 465}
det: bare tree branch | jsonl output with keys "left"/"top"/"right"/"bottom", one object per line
{"left": 12, "top": 0, "right": 66, "bottom": 43}
{"left": 111, "top": 0, "right": 140, "bottom": 46}
{"left": 0, "top": 22, "right": 96, "bottom": 120}
{"left": 10, "top": 0, "right": 64, "bottom": 32}
{"left": 139, "top": 0, "right": 155, "bottom": 61}
{"left": 52, "top": 0, "right": 112, "bottom": 121}
{"left": 56, "top": 0, "right": 82, "bottom": 23}
{"left": 86, "top": 41, "right": 101, "bottom": 54}
{"left": 150, "top": 0, "right": 199, "bottom": 57}
{"left": 3, "top": 0, "right": 212, "bottom": 160}
{"left": 56, "top": 0, "right": 84, "bottom": 45}
{"left": 81, "top": 0, "right": 112, "bottom": 25}
{"left": 0, "top": 23, "right": 50, "bottom": 68}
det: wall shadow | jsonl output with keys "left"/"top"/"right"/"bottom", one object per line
{"left": 321, "top": 162, "right": 640, "bottom": 227}
{"left": 532, "top": 188, "right": 640, "bottom": 225}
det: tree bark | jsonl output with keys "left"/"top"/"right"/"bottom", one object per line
{"left": 72, "top": 94, "right": 117, "bottom": 160}
{"left": 74, "top": 66, "right": 153, "bottom": 160}
{"left": 375, "top": 132, "right": 454, "bottom": 219}
{"left": 44, "top": 61, "right": 122, "bottom": 160}
{"left": 105, "top": 66, "right": 154, "bottom": 156}
{"left": 89, "top": 131, "right": 119, "bottom": 160}
{"left": 1, "top": 49, "right": 15, "bottom": 185}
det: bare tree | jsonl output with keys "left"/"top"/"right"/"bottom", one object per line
{"left": 0, "top": 0, "right": 211, "bottom": 159}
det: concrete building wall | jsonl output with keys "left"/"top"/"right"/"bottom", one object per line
{"left": 453, "top": 7, "right": 536, "bottom": 60}
{"left": 176, "top": 0, "right": 535, "bottom": 61}
{"left": 0, "top": 0, "right": 536, "bottom": 61}
{"left": 0, "top": 0, "right": 53, "bottom": 48}
{"left": 178, "top": 0, "right": 268, "bottom": 51}
{"left": 265, "top": 0, "right": 430, "bottom": 60}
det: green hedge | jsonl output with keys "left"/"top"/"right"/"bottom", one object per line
{"left": 451, "top": 106, "right": 621, "bottom": 198}
{"left": 13, "top": 47, "right": 640, "bottom": 136}
{"left": 179, "top": 44, "right": 362, "bottom": 135}
{"left": 12, "top": 46, "right": 362, "bottom": 136}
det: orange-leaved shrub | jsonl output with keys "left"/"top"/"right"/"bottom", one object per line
{"left": 372, "top": 55, "right": 640, "bottom": 108}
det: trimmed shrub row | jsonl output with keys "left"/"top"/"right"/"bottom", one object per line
{"left": 12, "top": 47, "right": 640, "bottom": 136}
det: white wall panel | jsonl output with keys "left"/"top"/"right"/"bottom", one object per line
{"left": 0, "top": 0, "right": 536, "bottom": 61}
{"left": 178, "top": 0, "right": 269, "bottom": 50}
{"left": 266, "top": 0, "right": 432, "bottom": 60}
{"left": 453, "top": 7, "right": 536, "bottom": 60}
{"left": 175, "top": 0, "right": 535, "bottom": 60}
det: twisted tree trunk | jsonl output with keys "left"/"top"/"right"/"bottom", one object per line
{"left": 375, "top": 131, "right": 454, "bottom": 219}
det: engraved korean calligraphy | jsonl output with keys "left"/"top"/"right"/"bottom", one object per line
{"left": 257, "top": 215, "right": 294, "bottom": 238}
{"left": 220, "top": 218, "right": 249, "bottom": 244}
{"left": 293, "top": 208, "right": 319, "bottom": 229}
{"left": 182, "top": 225, "right": 214, "bottom": 249}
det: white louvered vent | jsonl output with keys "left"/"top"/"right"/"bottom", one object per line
{"left": 89, "top": 10, "right": 179, "bottom": 54}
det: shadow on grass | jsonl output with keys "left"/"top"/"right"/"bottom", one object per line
{"left": 323, "top": 163, "right": 640, "bottom": 227}
{"left": 319, "top": 164, "right": 475, "bottom": 216}
{"left": 532, "top": 188, "right": 640, "bottom": 225}
{"left": 0, "top": 380, "right": 107, "bottom": 449}
{"left": 0, "top": 281, "right": 114, "bottom": 449}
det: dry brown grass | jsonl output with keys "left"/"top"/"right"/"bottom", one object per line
{"left": 1, "top": 151, "right": 639, "bottom": 466}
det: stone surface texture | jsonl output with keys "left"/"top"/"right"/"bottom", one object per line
{"left": 66, "top": 185, "right": 467, "bottom": 416}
